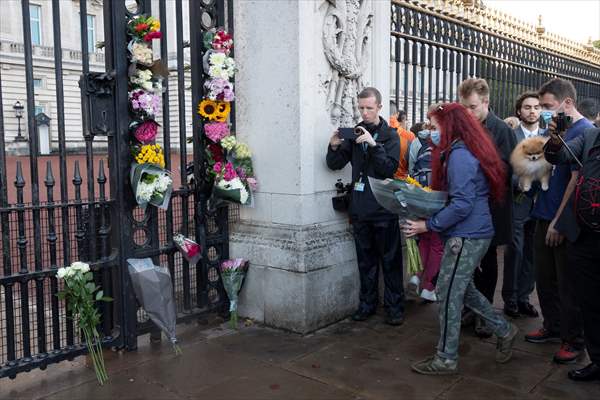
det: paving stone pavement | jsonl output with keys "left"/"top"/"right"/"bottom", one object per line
{"left": 2, "top": 289, "right": 599, "bottom": 399}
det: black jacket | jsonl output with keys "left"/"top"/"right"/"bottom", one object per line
{"left": 327, "top": 117, "right": 400, "bottom": 221}
{"left": 545, "top": 127, "right": 600, "bottom": 242}
{"left": 483, "top": 111, "right": 517, "bottom": 245}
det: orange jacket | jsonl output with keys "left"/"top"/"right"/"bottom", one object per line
{"left": 389, "top": 116, "right": 415, "bottom": 179}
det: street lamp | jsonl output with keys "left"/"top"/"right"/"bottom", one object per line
{"left": 13, "top": 100, "right": 26, "bottom": 142}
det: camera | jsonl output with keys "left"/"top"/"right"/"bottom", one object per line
{"left": 332, "top": 178, "right": 353, "bottom": 212}
{"left": 554, "top": 112, "right": 572, "bottom": 133}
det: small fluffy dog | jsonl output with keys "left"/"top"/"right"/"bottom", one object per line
{"left": 510, "top": 136, "right": 553, "bottom": 192}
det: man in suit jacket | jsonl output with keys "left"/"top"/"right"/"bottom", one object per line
{"left": 502, "top": 92, "right": 544, "bottom": 319}
{"left": 459, "top": 78, "right": 517, "bottom": 338}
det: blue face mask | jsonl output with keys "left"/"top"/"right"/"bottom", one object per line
{"left": 417, "top": 129, "right": 431, "bottom": 140}
{"left": 430, "top": 130, "right": 441, "bottom": 146}
{"left": 540, "top": 110, "right": 554, "bottom": 124}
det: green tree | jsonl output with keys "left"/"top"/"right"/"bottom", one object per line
{"left": 593, "top": 39, "right": 600, "bottom": 50}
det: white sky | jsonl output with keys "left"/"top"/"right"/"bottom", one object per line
{"left": 485, "top": 0, "right": 600, "bottom": 43}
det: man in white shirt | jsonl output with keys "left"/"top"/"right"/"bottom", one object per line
{"left": 502, "top": 91, "right": 545, "bottom": 319}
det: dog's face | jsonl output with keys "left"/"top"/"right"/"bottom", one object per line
{"left": 519, "top": 137, "right": 546, "bottom": 162}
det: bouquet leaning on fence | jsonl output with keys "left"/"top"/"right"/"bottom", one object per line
{"left": 130, "top": 162, "right": 173, "bottom": 209}
{"left": 127, "top": 258, "right": 181, "bottom": 354}
{"left": 219, "top": 259, "right": 249, "bottom": 329}
{"left": 56, "top": 262, "right": 112, "bottom": 385}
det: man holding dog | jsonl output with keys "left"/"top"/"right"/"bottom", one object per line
{"left": 526, "top": 78, "right": 593, "bottom": 364}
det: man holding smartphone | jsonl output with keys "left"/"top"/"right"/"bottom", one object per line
{"left": 326, "top": 87, "right": 405, "bottom": 326}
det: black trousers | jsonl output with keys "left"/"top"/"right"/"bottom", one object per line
{"left": 571, "top": 231, "right": 600, "bottom": 364}
{"left": 352, "top": 219, "right": 404, "bottom": 318}
{"left": 474, "top": 245, "right": 498, "bottom": 304}
{"left": 535, "top": 220, "right": 583, "bottom": 344}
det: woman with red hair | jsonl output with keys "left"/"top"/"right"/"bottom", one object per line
{"left": 404, "top": 103, "right": 518, "bottom": 375}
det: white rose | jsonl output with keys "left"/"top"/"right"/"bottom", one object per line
{"left": 71, "top": 261, "right": 89, "bottom": 270}
{"left": 141, "top": 81, "right": 153, "bottom": 91}
{"left": 57, "top": 267, "right": 66, "bottom": 279}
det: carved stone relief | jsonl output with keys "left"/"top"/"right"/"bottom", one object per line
{"left": 322, "top": 0, "right": 373, "bottom": 127}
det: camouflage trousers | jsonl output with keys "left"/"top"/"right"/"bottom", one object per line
{"left": 436, "top": 237, "right": 511, "bottom": 361}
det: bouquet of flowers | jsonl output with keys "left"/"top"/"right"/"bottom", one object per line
{"left": 204, "top": 51, "right": 236, "bottom": 80}
{"left": 212, "top": 162, "right": 251, "bottom": 205}
{"left": 198, "top": 99, "right": 231, "bottom": 122}
{"left": 56, "top": 262, "right": 112, "bottom": 385}
{"left": 173, "top": 234, "right": 202, "bottom": 265}
{"left": 130, "top": 163, "right": 173, "bottom": 209}
{"left": 127, "top": 15, "right": 162, "bottom": 42}
{"left": 369, "top": 176, "right": 448, "bottom": 279}
{"left": 130, "top": 67, "right": 163, "bottom": 93}
{"left": 129, "top": 89, "right": 162, "bottom": 118}
{"left": 204, "top": 28, "right": 234, "bottom": 54}
{"left": 204, "top": 122, "right": 230, "bottom": 143}
{"left": 205, "top": 78, "right": 234, "bottom": 102}
{"left": 133, "top": 143, "right": 165, "bottom": 168}
{"left": 132, "top": 120, "right": 159, "bottom": 144}
{"left": 128, "top": 41, "right": 154, "bottom": 66}
{"left": 219, "top": 259, "right": 249, "bottom": 329}
{"left": 127, "top": 258, "right": 181, "bottom": 354}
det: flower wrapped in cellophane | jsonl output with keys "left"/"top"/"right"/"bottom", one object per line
{"left": 130, "top": 163, "right": 172, "bottom": 209}
{"left": 173, "top": 234, "right": 202, "bottom": 265}
{"left": 127, "top": 258, "right": 181, "bottom": 354}
{"left": 369, "top": 176, "right": 448, "bottom": 280}
{"left": 219, "top": 259, "right": 249, "bottom": 329}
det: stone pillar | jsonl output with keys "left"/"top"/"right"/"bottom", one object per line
{"left": 232, "top": 0, "right": 390, "bottom": 333}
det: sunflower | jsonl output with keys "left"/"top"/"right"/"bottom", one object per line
{"left": 198, "top": 99, "right": 220, "bottom": 121}
{"left": 215, "top": 101, "right": 231, "bottom": 122}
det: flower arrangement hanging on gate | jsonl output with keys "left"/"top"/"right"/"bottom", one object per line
{"left": 126, "top": 14, "right": 172, "bottom": 210}
{"left": 192, "top": 27, "right": 257, "bottom": 206}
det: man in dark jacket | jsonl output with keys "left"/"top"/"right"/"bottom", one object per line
{"left": 459, "top": 78, "right": 517, "bottom": 337}
{"left": 544, "top": 126, "right": 600, "bottom": 381}
{"left": 326, "top": 87, "right": 404, "bottom": 325}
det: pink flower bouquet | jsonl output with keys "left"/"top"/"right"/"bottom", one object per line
{"left": 134, "top": 120, "right": 159, "bottom": 144}
{"left": 173, "top": 234, "right": 202, "bottom": 265}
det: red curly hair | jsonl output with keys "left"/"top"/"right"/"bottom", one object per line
{"left": 429, "top": 103, "right": 506, "bottom": 203}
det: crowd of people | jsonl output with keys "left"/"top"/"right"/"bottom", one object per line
{"left": 326, "top": 78, "right": 600, "bottom": 381}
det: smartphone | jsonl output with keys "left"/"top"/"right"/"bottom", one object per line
{"left": 338, "top": 127, "right": 356, "bottom": 140}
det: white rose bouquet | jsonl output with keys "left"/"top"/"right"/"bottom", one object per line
{"left": 56, "top": 262, "right": 112, "bottom": 385}
{"left": 130, "top": 163, "right": 173, "bottom": 209}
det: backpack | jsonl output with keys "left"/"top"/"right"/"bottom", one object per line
{"left": 574, "top": 133, "right": 600, "bottom": 233}
{"left": 413, "top": 137, "right": 433, "bottom": 188}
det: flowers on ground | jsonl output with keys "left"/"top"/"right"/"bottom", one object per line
{"left": 219, "top": 259, "right": 249, "bottom": 329}
{"left": 56, "top": 262, "right": 112, "bottom": 385}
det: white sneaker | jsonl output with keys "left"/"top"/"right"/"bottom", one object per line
{"left": 420, "top": 288, "right": 438, "bottom": 302}
{"left": 408, "top": 275, "right": 420, "bottom": 297}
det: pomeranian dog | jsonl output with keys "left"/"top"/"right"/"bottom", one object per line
{"left": 510, "top": 136, "right": 553, "bottom": 192}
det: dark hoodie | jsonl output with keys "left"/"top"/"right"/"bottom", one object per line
{"left": 326, "top": 117, "right": 400, "bottom": 221}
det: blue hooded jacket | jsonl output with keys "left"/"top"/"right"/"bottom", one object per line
{"left": 425, "top": 141, "right": 494, "bottom": 239}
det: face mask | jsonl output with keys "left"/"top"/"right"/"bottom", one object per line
{"left": 540, "top": 110, "right": 554, "bottom": 124}
{"left": 430, "top": 130, "right": 441, "bottom": 146}
{"left": 540, "top": 99, "right": 567, "bottom": 124}
{"left": 417, "top": 129, "right": 431, "bottom": 140}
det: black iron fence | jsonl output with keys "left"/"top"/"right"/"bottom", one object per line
{"left": 391, "top": 1, "right": 600, "bottom": 126}
{"left": 1, "top": 0, "right": 234, "bottom": 379}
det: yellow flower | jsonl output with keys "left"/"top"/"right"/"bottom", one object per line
{"left": 198, "top": 99, "right": 220, "bottom": 121}
{"left": 150, "top": 20, "right": 160, "bottom": 32}
{"left": 215, "top": 101, "right": 231, "bottom": 122}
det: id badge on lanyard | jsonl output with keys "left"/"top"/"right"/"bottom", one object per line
{"left": 354, "top": 132, "right": 379, "bottom": 193}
